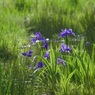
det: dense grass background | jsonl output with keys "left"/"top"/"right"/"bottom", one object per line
{"left": 0, "top": 0, "right": 95, "bottom": 95}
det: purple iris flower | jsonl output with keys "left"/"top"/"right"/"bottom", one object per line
{"left": 22, "top": 50, "right": 33, "bottom": 57}
{"left": 59, "top": 43, "right": 72, "bottom": 53}
{"left": 44, "top": 51, "right": 50, "bottom": 59}
{"left": 57, "top": 57, "right": 66, "bottom": 66}
{"left": 35, "top": 32, "right": 41, "bottom": 39}
{"left": 39, "top": 37, "right": 45, "bottom": 42}
{"left": 58, "top": 28, "right": 75, "bottom": 38}
{"left": 31, "top": 32, "right": 45, "bottom": 44}
{"left": 41, "top": 41, "right": 49, "bottom": 50}
{"left": 32, "top": 38, "right": 37, "bottom": 44}
{"left": 37, "top": 61, "right": 44, "bottom": 68}
{"left": 68, "top": 29, "right": 76, "bottom": 36}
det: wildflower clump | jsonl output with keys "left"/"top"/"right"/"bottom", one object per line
{"left": 22, "top": 28, "right": 75, "bottom": 69}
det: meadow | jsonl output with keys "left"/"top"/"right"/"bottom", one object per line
{"left": 0, "top": 0, "right": 95, "bottom": 95}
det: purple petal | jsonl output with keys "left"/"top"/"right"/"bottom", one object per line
{"left": 41, "top": 41, "right": 49, "bottom": 50}
{"left": 32, "top": 32, "right": 45, "bottom": 43}
{"left": 57, "top": 57, "right": 66, "bottom": 66}
{"left": 35, "top": 32, "right": 42, "bottom": 39}
{"left": 27, "top": 50, "right": 33, "bottom": 57}
{"left": 59, "top": 43, "right": 72, "bottom": 53}
{"left": 22, "top": 50, "right": 33, "bottom": 57}
{"left": 39, "top": 37, "right": 45, "bottom": 42}
{"left": 38, "top": 62, "right": 44, "bottom": 68}
{"left": 58, "top": 28, "right": 75, "bottom": 38}
{"left": 44, "top": 51, "right": 50, "bottom": 59}
{"left": 68, "top": 29, "right": 76, "bottom": 36}
{"left": 22, "top": 52, "right": 27, "bottom": 56}
{"left": 32, "top": 38, "right": 37, "bottom": 44}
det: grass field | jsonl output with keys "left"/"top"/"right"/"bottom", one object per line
{"left": 0, "top": 0, "right": 95, "bottom": 95}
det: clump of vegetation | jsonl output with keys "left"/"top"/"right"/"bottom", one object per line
{"left": 0, "top": 0, "right": 95, "bottom": 95}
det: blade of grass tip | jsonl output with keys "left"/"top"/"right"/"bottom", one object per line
{"left": 61, "top": 69, "right": 76, "bottom": 94}
{"left": 76, "top": 57, "right": 86, "bottom": 83}
{"left": 49, "top": 43, "right": 56, "bottom": 71}
{"left": 83, "top": 52, "right": 89, "bottom": 80}
{"left": 50, "top": 43, "right": 59, "bottom": 84}
{"left": 66, "top": 69, "right": 76, "bottom": 84}
{"left": 91, "top": 45, "right": 95, "bottom": 63}
{"left": 88, "top": 46, "right": 95, "bottom": 80}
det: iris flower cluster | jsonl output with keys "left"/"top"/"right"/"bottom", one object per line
{"left": 58, "top": 28, "right": 75, "bottom": 38}
{"left": 32, "top": 32, "right": 45, "bottom": 44}
{"left": 22, "top": 28, "right": 75, "bottom": 69}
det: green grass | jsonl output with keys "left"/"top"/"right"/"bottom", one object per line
{"left": 24, "top": 0, "right": 95, "bottom": 39}
{"left": 0, "top": 0, "right": 29, "bottom": 60}
{"left": 0, "top": 39, "right": 95, "bottom": 95}
{"left": 0, "top": 0, "right": 95, "bottom": 95}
